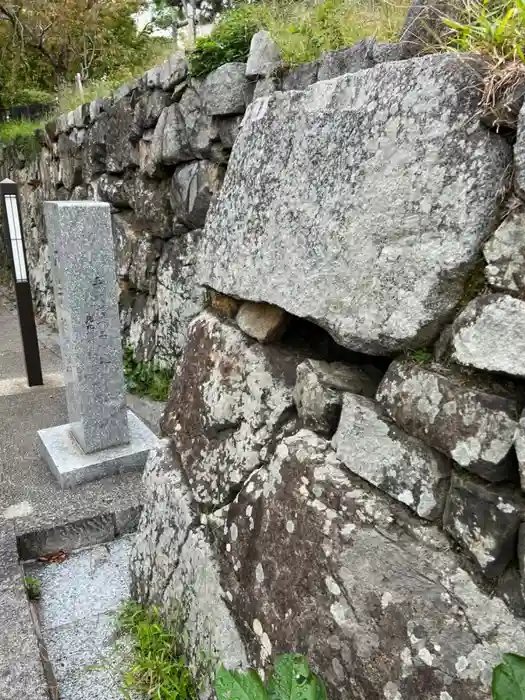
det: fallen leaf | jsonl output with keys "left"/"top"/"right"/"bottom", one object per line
{"left": 38, "top": 550, "right": 68, "bottom": 564}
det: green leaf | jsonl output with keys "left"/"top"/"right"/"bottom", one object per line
{"left": 493, "top": 653, "right": 525, "bottom": 700}
{"left": 215, "top": 666, "right": 268, "bottom": 700}
{"left": 267, "top": 654, "right": 326, "bottom": 700}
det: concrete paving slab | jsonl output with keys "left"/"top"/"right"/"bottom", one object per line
{"left": 0, "top": 294, "right": 62, "bottom": 383}
{"left": 0, "top": 383, "right": 144, "bottom": 544}
{"left": 27, "top": 539, "right": 133, "bottom": 629}
{"left": 25, "top": 537, "right": 134, "bottom": 700}
{"left": 0, "top": 522, "right": 48, "bottom": 700}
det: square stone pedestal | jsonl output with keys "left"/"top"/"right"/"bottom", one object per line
{"left": 37, "top": 410, "right": 158, "bottom": 488}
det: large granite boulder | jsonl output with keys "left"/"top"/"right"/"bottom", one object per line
{"left": 199, "top": 54, "right": 510, "bottom": 355}
{"left": 333, "top": 393, "right": 451, "bottom": 519}
{"left": 451, "top": 294, "right": 525, "bottom": 378}
{"left": 160, "top": 312, "right": 301, "bottom": 507}
{"left": 132, "top": 431, "right": 525, "bottom": 700}
{"left": 377, "top": 360, "right": 520, "bottom": 482}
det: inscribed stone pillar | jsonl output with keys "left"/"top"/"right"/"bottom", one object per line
{"left": 44, "top": 201, "right": 129, "bottom": 453}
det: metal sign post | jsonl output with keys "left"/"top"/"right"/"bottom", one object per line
{"left": 0, "top": 178, "right": 43, "bottom": 387}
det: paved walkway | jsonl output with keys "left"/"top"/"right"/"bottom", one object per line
{"left": 0, "top": 295, "right": 144, "bottom": 543}
{"left": 26, "top": 536, "right": 134, "bottom": 700}
{"left": 0, "top": 291, "right": 161, "bottom": 699}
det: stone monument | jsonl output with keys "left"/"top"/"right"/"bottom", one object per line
{"left": 37, "top": 201, "right": 158, "bottom": 487}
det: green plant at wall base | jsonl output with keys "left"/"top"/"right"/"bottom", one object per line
{"left": 215, "top": 654, "right": 327, "bottom": 700}
{"left": 116, "top": 600, "right": 198, "bottom": 700}
{"left": 123, "top": 346, "right": 173, "bottom": 401}
{"left": 492, "top": 653, "right": 525, "bottom": 699}
{"left": 24, "top": 576, "right": 41, "bottom": 601}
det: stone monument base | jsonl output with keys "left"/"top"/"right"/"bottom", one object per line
{"left": 37, "top": 410, "right": 158, "bottom": 488}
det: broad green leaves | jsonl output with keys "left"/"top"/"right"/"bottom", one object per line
{"left": 215, "top": 667, "right": 267, "bottom": 700}
{"left": 493, "top": 654, "right": 525, "bottom": 700}
{"left": 215, "top": 654, "right": 327, "bottom": 700}
{"left": 267, "top": 654, "right": 327, "bottom": 700}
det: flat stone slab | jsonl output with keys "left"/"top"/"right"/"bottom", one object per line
{"left": 38, "top": 410, "right": 158, "bottom": 488}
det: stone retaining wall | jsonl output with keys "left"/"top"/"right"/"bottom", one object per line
{"left": 4, "top": 20, "right": 525, "bottom": 699}
{"left": 0, "top": 34, "right": 406, "bottom": 369}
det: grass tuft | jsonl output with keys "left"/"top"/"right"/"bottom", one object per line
{"left": 0, "top": 118, "right": 46, "bottom": 156}
{"left": 189, "top": 0, "right": 410, "bottom": 76}
{"left": 24, "top": 576, "right": 42, "bottom": 601}
{"left": 116, "top": 600, "right": 199, "bottom": 700}
{"left": 444, "top": 0, "right": 525, "bottom": 63}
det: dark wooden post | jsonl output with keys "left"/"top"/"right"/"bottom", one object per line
{"left": 0, "top": 178, "right": 43, "bottom": 387}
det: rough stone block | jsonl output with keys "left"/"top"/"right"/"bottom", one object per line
{"left": 202, "top": 63, "right": 249, "bottom": 116}
{"left": 216, "top": 115, "right": 244, "bottom": 149}
{"left": 377, "top": 360, "right": 520, "bottom": 482}
{"left": 333, "top": 394, "right": 451, "bottom": 520}
{"left": 159, "top": 52, "right": 188, "bottom": 91}
{"left": 452, "top": 294, "right": 525, "bottom": 378}
{"left": 443, "top": 470, "right": 523, "bottom": 578}
{"left": 199, "top": 54, "right": 510, "bottom": 355}
{"left": 513, "top": 410, "right": 525, "bottom": 491}
{"left": 294, "top": 359, "right": 380, "bottom": 435}
{"left": 400, "top": 0, "right": 456, "bottom": 56}
{"left": 209, "top": 290, "right": 241, "bottom": 318}
{"left": 160, "top": 103, "right": 194, "bottom": 165}
{"left": 235, "top": 301, "right": 288, "bottom": 343}
{"left": 132, "top": 430, "right": 525, "bottom": 700}
{"left": 317, "top": 38, "right": 376, "bottom": 81}
{"left": 160, "top": 311, "right": 301, "bottom": 507}
{"left": 246, "top": 31, "right": 283, "bottom": 79}
{"left": 171, "top": 160, "right": 224, "bottom": 229}
{"left": 37, "top": 410, "right": 158, "bottom": 488}
{"left": 483, "top": 208, "right": 525, "bottom": 293}
{"left": 513, "top": 90, "right": 525, "bottom": 195}
{"left": 282, "top": 61, "right": 319, "bottom": 91}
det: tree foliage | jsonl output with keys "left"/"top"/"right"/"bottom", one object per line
{"left": 0, "top": 0, "right": 158, "bottom": 106}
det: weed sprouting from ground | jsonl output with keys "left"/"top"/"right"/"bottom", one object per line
{"left": 123, "top": 346, "right": 173, "bottom": 402}
{"left": 115, "top": 600, "right": 199, "bottom": 700}
{"left": 24, "top": 576, "right": 42, "bottom": 601}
